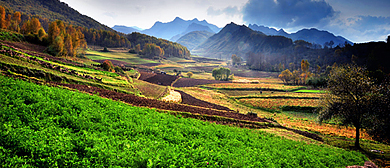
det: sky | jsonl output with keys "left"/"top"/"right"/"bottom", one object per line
{"left": 60, "top": 0, "right": 390, "bottom": 43}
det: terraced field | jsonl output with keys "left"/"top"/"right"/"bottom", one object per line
{"left": 1, "top": 41, "right": 389, "bottom": 167}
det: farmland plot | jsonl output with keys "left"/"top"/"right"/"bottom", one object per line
{"left": 0, "top": 75, "right": 367, "bottom": 167}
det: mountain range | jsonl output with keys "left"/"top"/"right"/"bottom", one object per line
{"left": 112, "top": 25, "right": 141, "bottom": 34}
{"left": 193, "top": 23, "right": 293, "bottom": 59}
{"left": 113, "top": 17, "right": 353, "bottom": 52}
{"left": 138, "top": 17, "right": 220, "bottom": 40}
{"left": 248, "top": 24, "right": 352, "bottom": 47}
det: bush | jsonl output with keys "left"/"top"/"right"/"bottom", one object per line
{"left": 212, "top": 67, "right": 231, "bottom": 81}
{"left": 187, "top": 71, "right": 193, "bottom": 78}
{"left": 102, "top": 60, "right": 115, "bottom": 72}
{"left": 129, "top": 48, "right": 136, "bottom": 54}
{"left": 306, "top": 76, "right": 327, "bottom": 88}
{"left": 102, "top": 47, "right": 109, "bottom": 52}
{"left": 114, "top": 66, "right": 124, "bottom": 74}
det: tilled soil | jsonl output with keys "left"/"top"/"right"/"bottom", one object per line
{"left": 139, "top": 70, "right": 179, "bottom": 86}
{"left": 56, "top": 83, "right": 267, "bottom": 123}
{"left": 176, "top": 90, "right": 234, "bottom": 112}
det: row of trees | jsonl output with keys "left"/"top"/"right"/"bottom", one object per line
{"left": 278, "top": 59, "right": 313, "bottom": 85}
{"left": 0, "top": 5, "right": 87, "bottom": 57}
{"left": 142, "top": 43, "right": 164, "bottom": 59}
{"left": 127, "top": 32, "right": 190, "bottom": 59}
{"left": 82, "top": 28, "right": 131, "bottom": 48}
{"left": 46, "top": 20, "right": 87, "bottom": 57}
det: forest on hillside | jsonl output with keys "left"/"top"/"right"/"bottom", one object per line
{"left": 0, "top": 3, "right": 191, "bottom": 59}
{"left": 127, "top": 32, "right": 191, "bottom": 59}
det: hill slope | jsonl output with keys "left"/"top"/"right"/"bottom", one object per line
{"left": 176, "top": 30, "right": 215, "bottom": 51}
{"left": 193, "top": 23, "right": 293, "bottom": 59}
{"left": 170, "top": 23, "right": 214, "bottom": 42}
{"left": 0, "top": 0, "right": 111, "bottom": 31}
{"left": 249, "top": 24, "right": 352, "bottom": 47}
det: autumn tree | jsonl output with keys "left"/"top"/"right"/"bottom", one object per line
{"left": 9, "top": 12, "right": 21, "bottom": 32}
{"left": 135, "top": 44, "right": 141, "bottom": 54}
{"left": 30, "top": 18, "right": 41, "bottom": 34}
{"left": 278, "top": 69, "right": 293, "bottom": 84}
{"left": 142, "top": 43, "right": 164, "bottom": 59}
{"left": 187, "top": 71, "right": 193, "bottom": 78}
{"left": 318, "top": 65, "right": 375, "bottom": 148}
{"left": 102, "top": 60, "right": 115, "bottom": 72}
{"left": 292, "top": 70, "right": 300, "bottom": 85}
{"left": 47, "top": 20, "right": 86, "bottom": 57}
{"left": 13, "top": 12, "right": 21, "bottom": 24}
{"left": 300, "top": 59, "right": 311, "bottom": 84}
{"left": 301, "top": 59, "right": 310, "bottom": 73}
{"left": 0, "top": 6, "right": 5, "bottom": 29}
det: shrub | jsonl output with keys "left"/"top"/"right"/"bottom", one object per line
{"left": 102, "top": 60, "right": 115, "bottom": 72}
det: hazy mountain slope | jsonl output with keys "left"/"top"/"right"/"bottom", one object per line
{"left": 289, "top": 28, "right": 352, "bottom": 47}
{"left": 249, "top": 24, "right": 352, "bottom": 47}
{"left": 193, "top": 23, "right": 293, "bottom": 59}
{"left": 141, "top": 17, "right": 220, "bottom": 40}
{"left": 170, "top": 23, "right": 214, "bottom": 42}
{"left": 176, "top": 31, "right": 215, "bottom": 51}
{"left": 112, "top": 25, "right": 139, "bottom": 34}
{"left": 0, "top": 0, "right": 111, "bottom": 31}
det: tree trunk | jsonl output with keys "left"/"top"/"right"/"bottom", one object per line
{"left": 355, "top": 124, "right": 360, "bottom": 148}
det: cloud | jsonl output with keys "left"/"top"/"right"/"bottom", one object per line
{"left": 207, "top": 6, "right": 240, "bottom": 17}
{"left": 327, "top": 15, "right": 390, "bottom": 42}
{"left": 242, "top": 0, "right": 336, "bottom": 28}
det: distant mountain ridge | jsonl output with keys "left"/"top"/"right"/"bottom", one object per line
{"left": 141, "top": 17, "right": 220, "bottom": 40}
{"left": 248, "top": 24, "right": 352, "bottom": 47}
{"left": 112, "top": 25, "right": 140, "bottom": 34}
{"left": 170, "top": 23, "right": 214, "bottom": 42}
{"left": 193, "top": 22, "right": 293, "bottom": 59}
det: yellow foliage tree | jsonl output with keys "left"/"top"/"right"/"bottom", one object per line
{"left": 278, "top": 69, "right": 293, "bottom": 84}
{"left": 0, "top": 6, "right": 6, "bottom": 29}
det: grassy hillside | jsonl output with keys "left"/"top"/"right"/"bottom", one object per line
{"left": 0, "top": 0, "right": 111, "bottom": 31}
{"left": 0, "top": 75, "right": 367, "bottom": 167}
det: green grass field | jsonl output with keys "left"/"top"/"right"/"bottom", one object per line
{"left": 0, "top": 75, "right": 367, "bottom": 167}
{"left": 85, "top": 50, "right": 157, "bottom": 65}
{"left": 293, "top": 89, "right": 327, "bottom": 93}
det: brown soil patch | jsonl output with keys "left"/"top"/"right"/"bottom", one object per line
{"left": 138, "top": 70, "right": 179, "bottom": 86}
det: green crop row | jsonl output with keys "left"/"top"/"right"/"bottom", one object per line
{"left": 0, "top": 31, "right": 25, "bottom": 42}
{"left": 0, "top": 75, "right": 367, "bottom": 167}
